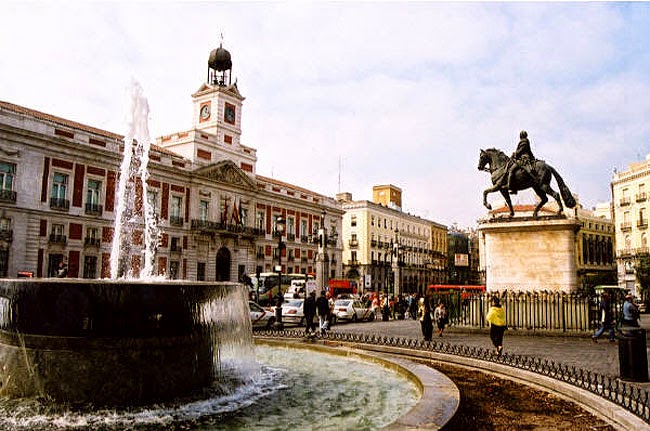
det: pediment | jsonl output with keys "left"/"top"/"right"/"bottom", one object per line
{"left": 194, "top": 159, "right": 256, "bottom": 189}
{"left": 192, "top": 82, "right": 244, "bottom": 100}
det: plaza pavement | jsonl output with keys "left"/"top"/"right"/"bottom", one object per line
{"left": 326, "top": 315, "right": 650, "bottom": 387}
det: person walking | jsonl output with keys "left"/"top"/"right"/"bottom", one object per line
{"left": 486, "top": 297, "right": 507, "bottom": 355}
{"left": 592, "top": 292, "right": 616, "bottom": 343}
{"left": 316, "top": 290, "right": 331, "bottom": 335}
{"left": 303, "top": 291, "right": 317, "bottom": 336}
{"left": 433, "top": 302, "right": 448, "bottom": 337}
{"left": 622, "top": 293, "right": 640, "bottom": 328}
{"left": 417, "top": 297, "right": 433, "bottom": 341}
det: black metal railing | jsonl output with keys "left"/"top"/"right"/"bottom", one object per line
{"left": 0, "top": 189, "right": 16, "bottom": 203}
{"left": 50, "top": 198, "right": 70, "bottom": 211}
{"left": 0, "top": 229, "right": 12, "bottom": 242}
{"left": 84, "top": 237, "right": 100, "bottom": 247}
{"left": 427, "top": 291, "right": 623, "bottom": 333}
{"left": 190, "top": 219, "right": 263, "bottom": 236}
{"left": 258, "top": 330, "right": 650, "bottom": 424}
{"left": 85, "top": 203, "right": 103, "bottom": 215}
{"left": 169, "top": 215, "right": 184, "bottom": 226}
{"left": 49, "top": 234, "right": 67, "bottom": 244}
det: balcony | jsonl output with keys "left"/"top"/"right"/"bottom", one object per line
{"left": 300, "top": 257, "right": 308, "bottom": 263}
{"left": 346, "top": 260, "right": 359, "bottom": 266}
{"left": 50, "top": 198, "right": 70, "bottom": 211}
{"left": 0, "top": 189, "right": 16, "bottom": 203}
{"left": 170, "top": 244, "right": 183, "bottom": 253}
{"left": 85, "top": 203, "right": 103, "bottom": 216}
{"left": 301, "top": 235, "right": 309, "bottom": 242}
{"left": 638, "top": 220, "right": 648, "bottom": 229}
{"left": 0, "top": 229, "right": 13, "bottom": 242}
{"left": 84, "top": 237, "right": 100, "bottom": 247}
{"left": 620, "top": 222, "right": 633, "bottom": 232}
{"left": 637, "top": 193, "right": 647, "bottom": 202}
{"left": 190, "top": 219, "right": 264, "bottom": 237}
{"left": 348, "top": 239, "right": 359, "bottom": 248}
{"left": 287, "top": 233, "right": 296, "bottom": 241}
{"left": 619, "top": 197, "right": 631, "bottom": 207}
{"left": 49, "top": 234, "right": 67, "bottom": 244}
{"left": 287, "top": 254, "right": 295, "bottom": 262}
{"left": 169, "top": 215, "right": 184, "bottom": 227}
{"left": 371, "top": 240, "right": 377, "bottom": 248}
{"left": 256, "top": 252, "right": 265, "bottom": 259}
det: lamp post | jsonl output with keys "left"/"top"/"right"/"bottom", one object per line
{"left": 273, "top": 216, "right": 286, "bottom": 330}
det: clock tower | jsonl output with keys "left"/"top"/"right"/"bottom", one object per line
{"left": 158, "top": 42, "right": 256, "bottom": 174}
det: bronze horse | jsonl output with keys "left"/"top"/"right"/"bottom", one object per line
{"left": 478, "top": 148, "right": 576, "bottom": 217}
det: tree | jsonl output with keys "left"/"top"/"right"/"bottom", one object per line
{"left": 636, "top": 254, "right": 650, "bottom": 304}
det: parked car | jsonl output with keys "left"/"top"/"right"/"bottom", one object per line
{"left": 249, "top": 301, "right": 275, "bottom": 329}
{"left": 333, "top": 299, "right": 375, "bottom": 322}
{"left": 280, "top": 298, "right": 306, "bottom": 325}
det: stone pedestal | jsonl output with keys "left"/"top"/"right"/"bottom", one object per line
{"left": 478, "top": 216, "right": 580, "bottom": 293}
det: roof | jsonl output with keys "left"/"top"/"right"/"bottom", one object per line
{"left": 0, "top": 100, "right": 182, "bottom": 159}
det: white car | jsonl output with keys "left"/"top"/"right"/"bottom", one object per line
{"left": 249, "top": 301, "right": 275, "bottom": 329}
{"left": 280, "top": 298, "right": 306, "bottom": 325}
{"left": 333, "top": 299, "right": 375, "bottom": 322}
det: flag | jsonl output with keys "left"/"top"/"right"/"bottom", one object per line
{"left": 232, "top": 198, "right": 241, "bottom": 225}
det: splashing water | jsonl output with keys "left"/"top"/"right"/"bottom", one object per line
{"left": 110, "top": 80, "right": 161, "bottom": 279}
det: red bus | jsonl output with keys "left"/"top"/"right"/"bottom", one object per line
{"left": 327, "top": 279, "right": 358, "bottom": 298}
{"left": 427, "top": 284, "right": 485, "bottom": 300}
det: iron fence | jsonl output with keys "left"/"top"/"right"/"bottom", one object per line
{"left": 259, "top": 329, "right": 650, "bottom": 424}
{"left": 428, "top": 291, "right": 624, "bottom": 333}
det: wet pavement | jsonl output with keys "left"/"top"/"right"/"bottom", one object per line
{"left": 320, "top": 315, "right": 650, "bottom": 384}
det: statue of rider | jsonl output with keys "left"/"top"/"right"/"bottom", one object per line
{"left": 507, "top": 130, "right": 537, "bottom": 193}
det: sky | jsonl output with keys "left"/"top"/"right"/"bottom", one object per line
{"left": 2, "top": 1, "right": 650, "bottom": 229}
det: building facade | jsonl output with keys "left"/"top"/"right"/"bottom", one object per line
{"left": 0, "top": 44, "right": 342, "bottom": 283}
{"left": 338, "top": 189, "right": 447, "bottom": 296}
{"left": 612, "top": 155, "right": 650, "bottom": 295}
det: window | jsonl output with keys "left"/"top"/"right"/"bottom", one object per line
{"left": 170, "top": 196, "right": 183, "bottom": 225}
{"left": 170, "top": 236, "right": 182, "bottom": 252}
{"left": 197, "top": 262, "right": 206, "bottom": 281}
{"left": 371, "top": 216, "right": 375, "bottom": 226}
{"left": 257, "top": 210, "right": 266, "bottom": 231}
{"left": 199, "top": 200, "right": 209, "bottom": 221}
{"left": 83, "top": 256, "right": 97, "bottom": 279}
{"left": 0, "top": 161, "right": 15, "bottom": 192}
{"left": 146, "top": 190, "right": 159, "bottom": 215}
{"left": 351, "top": 215, "right": 357, "bottom": 227}
{"left": 300, "top": 219, "right": 308, "bottom": 239}
{"left": 52, "top": 173, "right": 67, "bottom": 200}
{"left": 85, "top": 227, "right": 100, "bottom": 246}
{"left": 51, "top": 172, "right": 69, "bottom": 209}
{"left": 86, "top": 179, "right": 102, "bottom": 214}
{"left": 0, "top": 249, "right": 7, "bottom": 277}
{"left": 169, "top": 261, "right": 180, "bottom": 280}
{"left": 240, "top": 207, "right": 248, "bottom": 226}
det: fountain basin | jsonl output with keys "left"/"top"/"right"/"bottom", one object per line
{"left": 0, "top": 279, "right": 251, "bottom": 406}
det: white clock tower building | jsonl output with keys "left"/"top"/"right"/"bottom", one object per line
{"left": 158, "top": 43, "right": 257, "bottom": 175}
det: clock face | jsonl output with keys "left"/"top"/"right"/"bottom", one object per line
{"left": 200, "top": 104, "right": 211, "bottom": 120}
{"left": 224, "top": 104, "right": 236, "bottom": 124}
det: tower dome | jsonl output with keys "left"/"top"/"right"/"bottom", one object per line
{"left": 208, "top": 45, "right": 232, "bottom": 72}
{"left": 207, "top": 43, "right": 233, "bottom": 86}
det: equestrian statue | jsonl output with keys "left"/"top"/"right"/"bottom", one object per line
{"left": 478, "top": 130, "right": 576, "bottom": 218}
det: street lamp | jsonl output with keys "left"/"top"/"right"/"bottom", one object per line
{"left": 273, "top": 216, "right": 286, "bottom": 329}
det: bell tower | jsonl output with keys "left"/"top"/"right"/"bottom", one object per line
{"left": 191, "top": 42, "right": 245, "bottom": 142}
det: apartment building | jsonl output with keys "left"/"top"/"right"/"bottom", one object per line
{"left": 612, "top": 155, "right": 650, "bottom": 294}
{"left": 338, "top": 186, "right": 447, "bottom": 296}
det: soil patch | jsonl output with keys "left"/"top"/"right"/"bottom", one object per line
{"left": 427, "top": 361, "right": 615, "bottom": 431}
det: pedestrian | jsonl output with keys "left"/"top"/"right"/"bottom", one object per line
{"left": 486, "top": 296, "right": 506, "bottom": 355}
{"left": 56, "top": 261, "right": 68, "bottom": 278}
{"left": 303, "top": 291, "right": 317, "bottom": 336}
{"left": 622, "top": 293, "right": 640, "bottom": 328}
{"left": 417, "top": 297, "right": 433, "bottom": 341}
{"left": 316, "top": 290, "right": 330, "bottom": 335}
{"left": 592, "top": 292, "right": 616, "bottom": 343}
{"left": 433, "top": 302, "right": 448, "bottom": 337}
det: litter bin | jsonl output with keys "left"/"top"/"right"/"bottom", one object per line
{"left": 618, "top": 327, "right": 649, "bottom": 382}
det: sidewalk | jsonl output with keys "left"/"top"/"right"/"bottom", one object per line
{"left": 330, "top": 317, "right": 650, "bottom": 385}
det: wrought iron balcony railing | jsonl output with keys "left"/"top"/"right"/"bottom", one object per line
{"left": 50, "top": 198, "right": 70, "bottom": 211}
{"left": 0, "top": 189, "right": 16, "bottom": 203}
{"left": 49, "top": 234, "right": 67, "bottom": 244}
{"left": 84, "top": 237, "right": 100, "bottom": 247}
{"left": 169, "top": 215, "right": 184, "bottom": 226}
{"left": 85, "top": 203, "right": 103, "bottom": 216}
